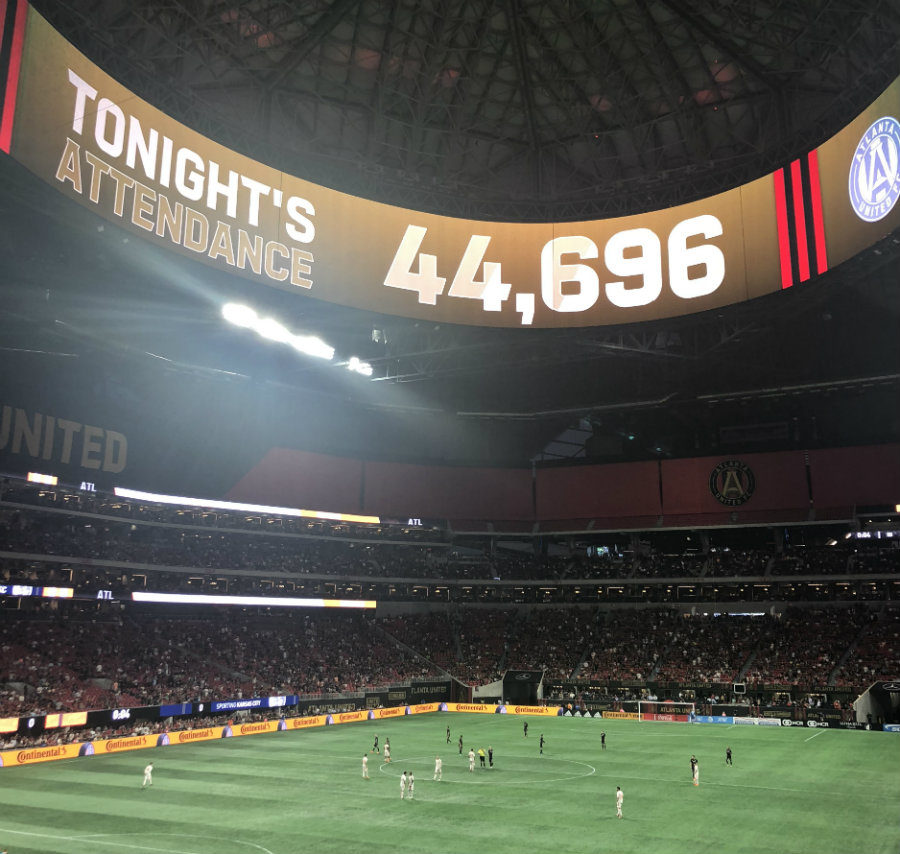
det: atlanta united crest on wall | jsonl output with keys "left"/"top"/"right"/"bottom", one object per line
{"left": 709, "top": 460, "right": 756, "bottom": 506}
{"left": 848, "top": 116, "right": 900, "bottom": 223}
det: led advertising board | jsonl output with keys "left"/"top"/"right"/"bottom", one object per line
{"left": 1, "top": 1, "right": 898, "bottom": 327}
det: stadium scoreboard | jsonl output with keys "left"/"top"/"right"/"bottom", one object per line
{"left": 0, "top": 1, "right": 897, "bottom": 328}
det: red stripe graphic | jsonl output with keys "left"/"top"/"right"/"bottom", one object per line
{"left": 773, "top": 167, "right": 793, "bottom": 289}
{"left": 790, "top": 158, "right": 810, "bottom": 282}
{"left": 807, "top": 149, "right": 829, "bottom": 276}
{"left": 0, "top": 0, "right": 27, "bottom": 154}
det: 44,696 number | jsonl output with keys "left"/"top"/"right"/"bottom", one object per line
{"left": 384, "top": 215, "right": 725, "bottom": 325}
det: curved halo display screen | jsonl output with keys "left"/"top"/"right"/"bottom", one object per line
{"left": 1, "top": 2, "right": 899, "bottom": 328}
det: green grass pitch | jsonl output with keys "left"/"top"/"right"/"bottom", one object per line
{"left": 0, "top": 713, "right": 898, "bottom": 854}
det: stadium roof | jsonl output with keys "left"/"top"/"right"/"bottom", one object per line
{"left": 29, "top": 0, "right": 900, "bottom": 221}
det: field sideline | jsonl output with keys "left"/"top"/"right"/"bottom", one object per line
{"left": 0, "top": 713, "right": 898, "bottom": 854}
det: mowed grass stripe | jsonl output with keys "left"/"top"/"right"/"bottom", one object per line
{"left": 0, "top": 825, "right": 277, "bottom": 854}
{"left": 0, "top": 714, "right": 898, "bottom": 854}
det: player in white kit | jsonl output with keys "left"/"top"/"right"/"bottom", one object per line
{"left": 468, "top": 748, "right": 475, "bottom": 772}
{"left": 362, "top": 755, "right": 369, "bottom": 779}
{"left": 141, "top": 763, "right": 153, "bottom": 788}
{"left": 407, "top": 771, "right": 415, "bottom": 799}
{"left": 616, "top": 786, "right": 623, "bottom": 818}
{"left": 434, "top": 756, "right": 442, "bottom": 780}
{"left": 400, "top": 771, "right": 408, "bottom": 799}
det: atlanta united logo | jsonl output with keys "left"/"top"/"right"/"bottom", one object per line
{"left": 709, "top": 460, "right": 755, "bottom": 506}
{"left": 848, "top": 116, "right": 900, "bottom": 222}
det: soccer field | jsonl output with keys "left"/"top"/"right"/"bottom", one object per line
{"left": 0, "top": 714, "right": 898, "bottom": 854}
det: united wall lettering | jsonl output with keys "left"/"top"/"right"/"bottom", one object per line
{"left": 0, "top": 405, "right": 127, "bottom": 473}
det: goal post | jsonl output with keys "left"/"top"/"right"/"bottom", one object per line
{"left": 637, "top": 700, "right": 695, "bottom": 722}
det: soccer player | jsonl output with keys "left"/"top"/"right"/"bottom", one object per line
{"left": 539, "top": 734, "right": 545, "bottom": 755}
{"left": 488, "top": 746, "right": 493, "bottom": 767}
{"left": 446, "top": 725, "right": 451, "bottom": 744}
{"left": 478, "top": 747, "right": 486, "bottom": 767}
{"left": 616, "top": 786, "right": 623, "bottom": 819}
{"left": 362, "top": 754, "right": 369, "bottom": 779}
{"left": 468, "top": 748, "right": 475, "bottom": 772}
{"left": 523, "top": 720, "right": 528, "bottom": 737}
{"left": 601, "top": 731, "right": 606, "bottom": 749}
{"left": 400, "top": 771, "right": 408, "bottom": 799}
{"left": 408, "top": 771, "right": 415, "bottom": 799}
{"left": 726, "top": 746, "right": 733, "bottom": 765}
{"left": 141, "top": 762, "right": 153, "bottom": 788}
{"left": 384, "top": 739, "right": 391, "bottom": 763}
{"left": 690, "top": 755, "right": 699, "bottom": 786}
{"left": 458, "top": 734, "right": 464, "bottom": 755}
{"left": 434, "top": 756, "right": 443, "bottom": 781}
{"left": 373, "top": 734, "right": 380, "bottom": 754}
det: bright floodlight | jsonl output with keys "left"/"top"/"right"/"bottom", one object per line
{"left": 293, "top": 335, "right": 335, "bottom": 360}
{"left": 257, "top": 317, "right": 294, "bottom": 344}
{"left": 348, "top": 357, "right": 374, "bottom": 376}
{"left": 222, "top": 303, "right": 258, "bottom": 328}
{"left": 222, "top": 301, "right": 334, "bottom": 362}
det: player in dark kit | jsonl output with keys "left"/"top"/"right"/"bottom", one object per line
{"left": 726, "top": 747, "right": 733, "bottom": 765}
{"left": 539, "top": 734, "right": 545, "bottom": 755}
{"left": 373, "top": 735, "right": 380, "bottom": 754}
{"left": 523, "top": 721, "right": 528, "bottom": 737}
{"left": 601, "top": 731, "right": 606, "bottom": 749}
{"left": 446, "top": 725, "right": 451, "bottom": 743}
{"left": 488, "top": 746, "right": 493, "bottom": 767}
{"left": 458, "top": 734, "right": 464, "bottom": 754}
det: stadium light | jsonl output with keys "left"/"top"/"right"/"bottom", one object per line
{"left": 347, "top": 356, "right": 374, "bottom": 377}
{"left": 221, "top": 303, "right": 257, "bottom": 328}
{"left": 292, "top": 334, "right": 335, "bottom": 361}
{"left": 132, "top": 591, "right": 376, "bottom": 609}
{"left": 113, "top": 486, "right": 381, "bottom": 525}
{"left": 222, "top": 303, "right": 335, "bottom": 361}
{"left": 257, "top": 317, "right": 294, "bottom": 344}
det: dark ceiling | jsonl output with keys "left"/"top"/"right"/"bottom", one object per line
{"left": 29, "top": 0, "right": 900, "bottom": 220}
{"left": 1, "top": 0, "right": 899, "bottom": 466}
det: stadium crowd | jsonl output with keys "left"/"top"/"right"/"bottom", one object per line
{"left": 742, "top": 608, "right": 871, "bottom": 687}
{"left": 653, "top": 614, "right": 761, "bottom": 684}
{"left": 504, "top": 609, "right": 599, "bottom": 680}
{"left": 1, "top": 482, "right": 898, "bottom": 723}
{"left": 834, "top": 607, "right": 900, "bottom": 686}
{"left": 0, "top": 611, "right": 439, "bottom": 716}
{"left": 0, "top": 505, "right": 900, "bottom": 601}
{"left": 3, "top": 486, "right": 896, "bottom": 590}
{"left": 1, "top": 603, "right": 898, "bottom": 720}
